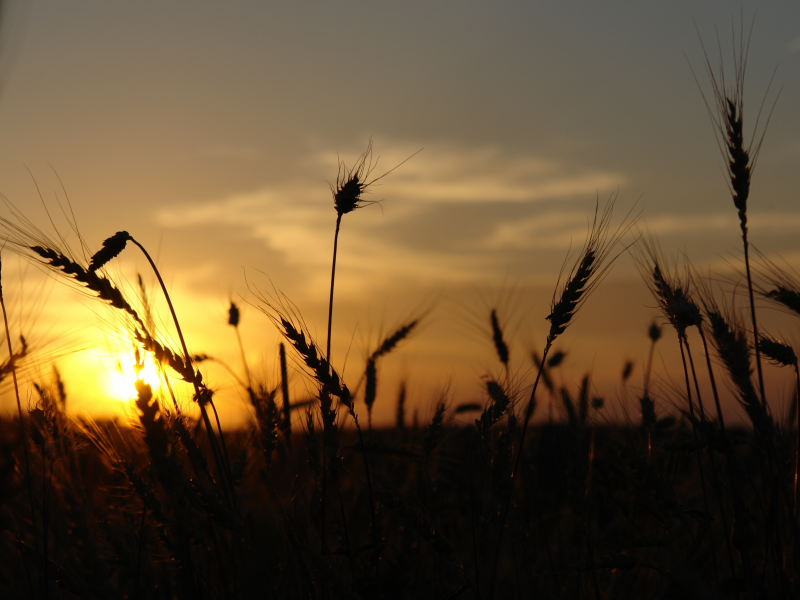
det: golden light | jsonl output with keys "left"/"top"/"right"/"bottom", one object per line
{"left": 107, "top": 354, "right": 163, "bottom": 402}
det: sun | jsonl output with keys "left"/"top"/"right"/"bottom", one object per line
{"left": 107, "top": 353, "right": 162, "bottom": 402}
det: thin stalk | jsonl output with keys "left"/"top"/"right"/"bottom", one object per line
{"left": 742, "top": 237, "right": 767, "bottom": 408}
{"left": 686, "top": 336, "right": 738, "bottom": 578}
{"left": 684, "top": 339, "right": 708, "bottom": 422}
{"left": 644, "top": 337, "right": 656, "bottom": 395}
{"left": 0, "top": 255, "right": 39, "bottom": 557}
{"left": 697, "top": 328, "right": 727, "bottom": 433}
{"left": 160, "top": 364, "right": 182, "bottom": 416}
{"left": 487, "top": 340, "right": 551, "bottom": 600}
{"left": 280, "top": 343, "right": 292, "bottom": 448}
{"left": 326, "top": 213, "right": 342, "bottom": 365}
{"left": 643, "top": 332, "right": 654, "bottom": 460}
{"left": 678, "top": 335, "right": 720, "bottom": 586}
{"left": 233, "top": 323, "right": 252, "bottom": 393}
{"left": 321, "top": 212, "right": 343, "bottom": 568}
{"left": 346, "top": 408, "right": 381, "bottom": 579}
{"left": 696, "top": 327, "right": 738, "bottom": 579}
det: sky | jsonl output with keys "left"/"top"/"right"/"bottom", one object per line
{"left": 0, "top": 1, "right": 799, "bottom": 429}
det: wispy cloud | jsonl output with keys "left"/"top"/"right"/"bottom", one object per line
{"left": 483, "top": 211, "right": 601, "bottom": 250}
{"left": 311, "top": 142, "right": 626, "bottom": 205}
{"left": 641, "top": 212, "right": 800, "bottom": 236}
{"left": 156, "top": 141, "right": 627, "bottom": 293}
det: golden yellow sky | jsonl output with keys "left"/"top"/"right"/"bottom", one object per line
{"left": 1, "top": 1, "right": 799, "bottom": 428}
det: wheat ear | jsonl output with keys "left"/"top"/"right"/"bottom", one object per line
{"left": 692, "top": 21, "right": 778, "bottom": 411}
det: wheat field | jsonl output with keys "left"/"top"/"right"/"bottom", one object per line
{"left": 2, "top": 8, "right": 800, "bottom": 600}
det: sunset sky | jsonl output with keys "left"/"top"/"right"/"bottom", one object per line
{"left": 1, "top": 1, "right": 799, "bottom": 428}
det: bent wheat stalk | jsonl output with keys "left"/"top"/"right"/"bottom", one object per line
{"left": 487, "top": 195, "right": 636, "bottom": 600}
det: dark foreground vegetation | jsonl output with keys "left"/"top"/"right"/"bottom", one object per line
{"left": 1, "top": 391, "right": 798, "bottom": 600}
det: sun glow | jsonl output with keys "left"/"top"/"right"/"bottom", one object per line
{"left": 108, "top": 354, "right": 163, "bottom": 402}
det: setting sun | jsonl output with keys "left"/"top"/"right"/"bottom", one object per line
{"left": 106, "top": 353, "right": 163, "bottom": 402}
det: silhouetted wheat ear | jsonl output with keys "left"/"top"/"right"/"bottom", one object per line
{"left": 279, "top": 317, "right": 350, "bottom": 404}
{"left": 134, "top": 329, "right": 197, "bottom": 384}
{"left": 547, "top": 350, "right": 565, "bottom": 368}
{"left": 652, "top": 263, "right": 672, "bottom": 303}
{"left": 544, "top": 195, "right": 635, "bottom": 346}
{"left": 331, "top": 139, "right": 420, "bottom": 216}
{"left": 364, "top": 357, "right": 377, "bottom": 417}
{"left": 228, "top": 301, "right": 240, "bottom": 326}
{"left": 636, "top": 241, "right": 701, "bottom": 337}
{"left": 622, "top": 361, "right": 634, "bottom": 382}
{"left": 332, "top": 139, "right": 375, "bottom": 216}
{"left": 478, "top": 380, "right": 511, "bottom": 434}
{"left": 547, "top": 250, "right": 594, "bottom": 341}
{"left": 758, "top": 333, "right": 797, "bottom": 368}
{"left": 31, "top": 245, "right": 146, "bottom": 331}
{"left": 725, "top": 98, "right": 751, "bottom": 228}
{"left": 88, "top": 231, "right": 130, "bottom": 271}
{"left": 490, "top": 309, "right": 509, "bottom": 366}
{"left": 765, "top": 286, "right": 800, "bottom": 316}
{"left": 707, "top": 310, "right": 770, "bottom": 435}
{"left": 372, "top": 319, "right": 418, "bottom": 360}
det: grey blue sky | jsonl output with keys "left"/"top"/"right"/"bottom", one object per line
{"left": 1, "top": 1, "right": 799, "bottom": 426}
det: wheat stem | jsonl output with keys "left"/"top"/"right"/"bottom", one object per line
{"left": 487, "top": 340, "right": 550, "bottom": 600}
{"left": 678, "top": 335, "right": 720, "bottom": 586}
{"left": 743, "top": 239, "right": 767, "bottom": 409}
{"left": 326, "top": 213, "right": 342, "bottom": 368}
{"left": 279, "top": 343, "right": 292, "bottom": 448}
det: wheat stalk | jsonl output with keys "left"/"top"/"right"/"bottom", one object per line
{"left": 691, "top": 18, "right": 779, "bottom": 411}
{"left": 488, "top": 195, "right": 636, "bottom": 599}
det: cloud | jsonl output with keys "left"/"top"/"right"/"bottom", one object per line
{"left": 642, "top": 212, "right": 800, "bottom": 236}
{"left": 311, "top": 141, "right": 626, "bottom": 205}
{"left": 483, "top": 211, "right": 600, "bottom": 250}
{"left": 787, "top": 37, "right": 800, "bottom": 55}
{"left": 155, "top": 141, "right": 628, "bottom": 293}
{"left": 483, "top": 209, "right": 800, "bottom": 253}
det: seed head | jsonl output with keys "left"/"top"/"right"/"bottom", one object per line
{"left": 648, "top": 321, "right": 662, "bottom": 343}
{"left": 228, "top": 301, "right": 240, "bottom": 327}
{"left": 546, "top": 194, "right": 636, "bottom": 344}
{"left": 758, "top": 333, "right": 797, "bottom": 369}
{"left": 332, "top": 140, "right": 379, "bottom": 216}
{"left": 635, "top": 239, "right": 701, "bottom": 339}
{"left": 691, "top": 19, "right": 776, "bottom": 233}
{"left": 89, "top": 231, "right": 130, "bottom": 272}
{"left": 331, "top": 139, "right": 421, "bottom": 217}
